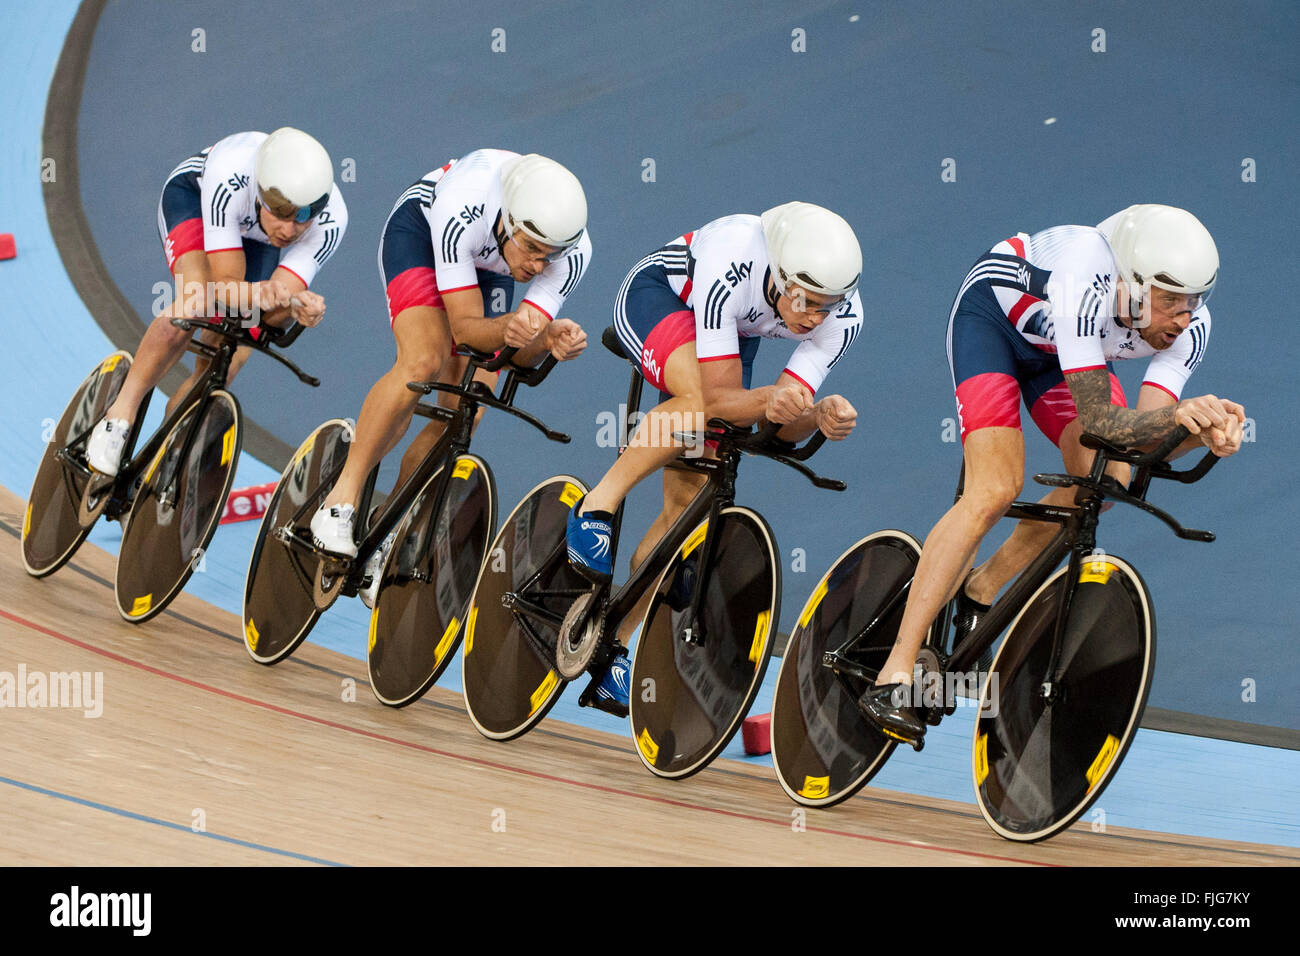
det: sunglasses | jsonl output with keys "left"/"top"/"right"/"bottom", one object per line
{"left": 260, "top": 188, "right": 329, "bottom": 224}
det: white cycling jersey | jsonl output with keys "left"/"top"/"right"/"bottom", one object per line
{"left": 971, "top": 223, "right": 1210, "bottom": 400}
{"left": 408, "top": 149, "right": 592, "bottom": 320}
{"left": 641, "top": 214, "right": 863, "bottom": 395}
{"left": 163, "top": 130, "right": 348, "bottom": 288}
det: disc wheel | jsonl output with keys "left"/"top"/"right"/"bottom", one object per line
{"left": 629, "top": 506, "right": 780, "bottom": 780}
{"left": 368, "top": 454, "right": 497, "bottom": 706}
{"left": 22, "top": 352, "right": 132, "bottom": 576}
{"left": 974, "top": 555, "right": 1154, "bottom": 843}
{"left": 243, "top": 419, "right": 354, "bottom": 664}
{"left": 462, "top": 475, "right": 590, "bottom": 740}
{"left": 770, "top": 530, "right": 922, "bottom": 807}
{"left": 115, "top": 390, "right": 242, "bottom": 623}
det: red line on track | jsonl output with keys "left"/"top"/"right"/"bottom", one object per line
{"left": 0, "top": 606, "right": 1053, "bottom": 866}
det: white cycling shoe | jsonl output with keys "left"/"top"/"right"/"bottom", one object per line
{"left": 310, "top": 503, "right": 358, "bottom": 559}
{"left": 86, "top": 418, "right": 131, "bottom": 476}
{"left": 359, "top": 532, "right": 396, "bottom": 610}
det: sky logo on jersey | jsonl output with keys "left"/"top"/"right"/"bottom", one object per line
{"left": 477, "top": 243, "right": 497, "bottom": 260}
{"left": 641, "top": 347, "right": 661, "bottom": 384}
{"left": 227, "top": 173, "right": 250, "bottom": 191}
{"left": 459, "top": 203, "right": 486, "bottom": 224}
{"left": 740, "top": 307, "right": 761, "bottom": 324}
{"left": 725, "top": 260, "right": 753, "bottom": 287}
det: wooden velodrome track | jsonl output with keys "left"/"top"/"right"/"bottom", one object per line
{"left": 1, "top": 487, "right": 1293, "bottom": 867}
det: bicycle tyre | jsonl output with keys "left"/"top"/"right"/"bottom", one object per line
{"left": 368, "top": 453, "right": 497, "bottom": 706}
{"left": 770, "top": 530, "right": 922, "bottom": 807}
{"left": 973, "top": 554, "right": 1155, "bottom": 843}
{"left": 22, "top": 352, "right": 132, "bottom": 577}
{"left": 243, "top": 419, "right": 354, "bottom": 663}
{"left": 115, "top": 390, "right": 242, "bottom": 623}
{"left": 462, "top": 475, "right": 589, "bottom": 741}
{"left": 629, "top": 506, "right": 779, "bottom": 779}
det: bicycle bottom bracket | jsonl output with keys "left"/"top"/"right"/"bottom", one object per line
{"left": 555, "top": 590, "right": 603, "bottom": 679}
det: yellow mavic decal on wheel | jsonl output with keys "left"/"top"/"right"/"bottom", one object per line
{"left": 464, "top": 606, "right": 477, "bottom": 655}
{"left": 130, "top": 594, "right": 152, "bottom": 617}
{"left": 143, "top": 443, "right": 168, "bottom": 484}
{"left": 748, "top": 610, "right": 771, "bottom": 665}
{"left": 799, "top": 775, "right": 830, "bottom": 799}
{"left": 245, "top": 618, "right": 260, "bottom": 651}
{"left": 1079, "top": 559, "right": 1118, "bottom": 585}
{"left": 975, "top": 732, "right": 989, "bottom": 785}
{"left": 681, "top": 522, "right": 709, "bottom": 559}
{"left": 452, "top": 458, "right": 477, "bottom": 480}
{"left": 799, "top": 577, "right": 829, "bottom": 630}
{"left": 292, "top": 433, "right": 316, "bottom": 467}
{"left": 23, "top": 503, "right": 32, "bottom": 538}
{"left": 368, "top": 611, "right": 379, "bottom": 653}
{"left": 99, "top": 354, "right": 123, "bottom": 374}
{"left": 528, "top": 670, "right": 559, "bottom": 715}
{"left": 434, "top": 617, "right": 460, "bottom": 664}
{"left": 637, "top": 727, "right": 660, "bottom": 764}
{"left": 559, "top": 483, "right": 583, "bottom": 508}
{"left": 220, "top": 425, "right": 237, "bottom": 467}
{"left": 1085, "top": 734, "right": 1120, "bottom": 792}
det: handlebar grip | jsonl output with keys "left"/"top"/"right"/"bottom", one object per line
{"left": 478, "top": 346, "right": 520, "bottom": 373}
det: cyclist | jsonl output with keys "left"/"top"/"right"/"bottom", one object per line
{"left": 309, "top": 150, "right": 590, "bottom": 607}
{"left": 565, "top": 202, "right": 863, "bottom": 715}
{"left": 86, "top": 127, "right": 348, "bottom": 475}
{"left": 862, "top": 204, "right": 1246, "bottom": 744}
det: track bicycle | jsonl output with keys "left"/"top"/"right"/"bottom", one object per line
{"left": 462, "top": 327, "right": 844, "bottom": 779}
{"left": 242, "top": 343, "right": 568, "bottom": 709}
{"left": 22, "top": 316, "right": 316, "bottom": 626}
{"left": 769, "top": 427, "right": 1220, "bottom": 842}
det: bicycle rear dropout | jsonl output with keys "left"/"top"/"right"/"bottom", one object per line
{"left": 771, "top": 426, "right": 1220, "bottom": 843}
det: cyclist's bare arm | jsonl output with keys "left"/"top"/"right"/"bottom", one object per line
{"left": 1067, "top": 369, "right": 1244, "bottom": 458}
{"left": 699, "top": 361, "right": 856, "bottom": 441}
{"left": 442, "top": 292, "right": 578, "bottom": 363}
{"left": 189, "top": 252, "right": 317, "bottom": 327}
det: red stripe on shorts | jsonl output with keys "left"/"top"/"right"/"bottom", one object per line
{"left": 164, "top": 218, "right": 204, "bottom": 271}
{"left": 955, "top": 372, "right": 1021, "bottom": 442}
{"left": 385, "top": 267, "right": 442, "bottom": 321}
{"left": 640, "top": 309, "right": 696, "bottom": 393}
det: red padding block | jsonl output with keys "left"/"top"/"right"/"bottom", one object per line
{"left": 220, "top": 481, "right": 279, "bottom": 524}
{"left": 0, "top": 234, "right": 16, "bottom": 260}
{"left": 742, "top": 713, "right": 771, "bottom": 756}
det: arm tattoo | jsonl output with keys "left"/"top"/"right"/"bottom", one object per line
{"left": 1066, "top": 369, "right": 1177, "bottom": 447}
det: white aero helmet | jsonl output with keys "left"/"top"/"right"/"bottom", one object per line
{"left": 761, "top": 202, "right": 862, "bottom": 300}
{"left": 256, "top": 127, "right": 334, "bottom": 223}
{"left": 499, "top": 153, "right": 587, "bottom": 254}
{"left": 1100, "top": 204, "right": 1218, "bottom": 317}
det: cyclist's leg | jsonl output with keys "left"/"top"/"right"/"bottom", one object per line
{"left": 105, "top": 249, "right": 211, "bottom": 426}
{"left": 580, "top": 342, "right": 703, "bottom": 515}
{"left": 864, "top": 284, "right": 1028, "bottom": 738}
{"left": 321, "top": 194, "right": 452, "bottom": 514}
{"left": 322, "top": 304, "right": 452, "bottom": 511}
{"left": 876, "top": 427, "right": 1024, "bottom": 687}
{"left": 612, "top": 462, "right": 708, "bottom": 648}
{"left": 391, "top": 270, "right": 510, "bottom": 492}
{"left": 966, "top": 372, "right": 1131, "bottom": 603}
